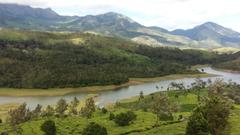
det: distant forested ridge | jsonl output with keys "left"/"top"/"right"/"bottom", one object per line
{"left": 213, "top": 52, "right": 240, "bottom": 71}
{"left": 0, "top": 29, "right": 232, "bottom": 88}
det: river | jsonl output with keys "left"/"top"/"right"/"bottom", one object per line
{"left": 0, "top": 67, "right": 239, "bottom": 109}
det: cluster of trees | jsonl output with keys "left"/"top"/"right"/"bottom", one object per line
{"left": 0, "top": 29, "right": 230, "bottom": 89}
{"left": 186, "top": 93, "right": 231, "bottom": 134}
{"left": 2, "top": 96, "right": 138, "bottom": 135}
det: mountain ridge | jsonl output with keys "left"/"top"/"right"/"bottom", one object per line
{"left": 0, "top": 3, "right": 239, "bottom": 49}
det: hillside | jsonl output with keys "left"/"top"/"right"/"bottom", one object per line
{"left": 1, "top": 3, "right": 240, "bottom": 49}
{"left": 0, "top": 29, "right": 221, "bottom": 89}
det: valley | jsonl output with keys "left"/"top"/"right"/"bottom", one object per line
{"left": 0, "top": 2, "right": 239, "bottom": 135}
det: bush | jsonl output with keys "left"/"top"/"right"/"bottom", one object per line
{"left": 82, "top": 122, "right": 107, "bottom": 135}
{"left": 101, "top": 108, "right": 108, "bottom": 114}
{"left": 0, "top": 119, "right": 2, "bottom": 124}
{"left": 109, "top": 113, "right": 115, "bottom": 120}
{"left": 114, "top": 111, "right": 136, "bottom": 126}
{"left": 41, "top": 120, "right": 56, "bottom": 135}
{"left": 0, "top": 132, "right": 8, "bottom": 135}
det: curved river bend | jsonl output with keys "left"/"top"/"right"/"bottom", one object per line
{"left": 0, "top": 67, "right": 240, "bottom": 109}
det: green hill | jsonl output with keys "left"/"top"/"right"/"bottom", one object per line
{"left": 0, "top": 29, "right": 220, "bottom": 89}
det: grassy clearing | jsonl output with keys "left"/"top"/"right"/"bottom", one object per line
{"left": 0, "top": 73, "right": 212, "bottom": 97}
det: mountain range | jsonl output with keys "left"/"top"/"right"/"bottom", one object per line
{"left": 0, "top": 3, "right": 240, "bottom": 49}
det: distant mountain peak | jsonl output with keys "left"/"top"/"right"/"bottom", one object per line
{"left": 99, "top": 12, "right": 137, "bottom": 24}
{"left": 0, "top": 3, "right": 59, "bottom": 19}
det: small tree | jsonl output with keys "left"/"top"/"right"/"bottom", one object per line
{"left": 139, "top": 91, "right": 144, "bottom": 101}
{"left": 85, "top": 97, "right": 95, "bottom": 112}
{"left": 55, "top": 99, "right": 68, "bottom": 116}
{"left": 114, "top": 111, "right": 136, "bottom": 126}
{"left": 69, "top": 97, "right": 79, "bottom": 115}
{"left": 80, "top": 97, "right": 95, "bottom": 118}
{"left": 32, "top": 104, "right": 42, "bottom": 118}
{"left": 151, "top": 93, "right": 173, "bottom": 124}
{"left": 82, "top": 122, "right": 107, "bottom": 135}
{"left": 41, "top": 120, "right": 56, "bottom": 135}
{"left": 186, "top": 96, "right": 231, "bottom": 135}
{"left": 43, "top": 105, "right": 55, "bottom": 117}
{"left": 209, "top": 79, "right": 225, "bottom": 96}
{"left": 8, "top": 103, "right": 31, "bottom": 126}
{"left": 205, "top": 96, "right": 231, "bottom": 135}
{"left": 186, "top": 107, "right": 209, "bottom": 135}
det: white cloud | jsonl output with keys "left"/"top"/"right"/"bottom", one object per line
{"left": 0, "top": 0, "right": 240, "bottom": 32}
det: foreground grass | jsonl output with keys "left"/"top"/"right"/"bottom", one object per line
{"left": 1, "top": 89, "right": 239, "bottom": 135}
{"left": 0, "top": 73, "right": 212, "bottom": 97}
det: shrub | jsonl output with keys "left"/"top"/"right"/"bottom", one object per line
{"left": 114, "top": 111, "right": 136, "bottom": 126}
{"left": 101, "top": 108, "right": 108, "bottom": 114}
{"left": 41, "top": 120, "right": 56, "bottom": 135}
{"left": 82, "top": 122, "right": 107, "bottom": 135}
{"left": 0, "top": 119, "right": 2, "bottom": 124}
{"left": 109, "top": 113, "right": 115, "bottom": 120}
{"left": 0, "top": 132, "right": 8, "bottom": 135}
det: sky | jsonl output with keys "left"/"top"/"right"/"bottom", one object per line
{"left": 1, "top": 0, "right": 240, "bottom": 32}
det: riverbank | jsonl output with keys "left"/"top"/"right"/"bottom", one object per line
{"left": 0, "top": 73, "right": 214, "bottom": 97}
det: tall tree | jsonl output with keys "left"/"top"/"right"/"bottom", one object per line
{"left": 151, "top": 93, "right": 173, "bottom": 124}
{"left": 55, "top": 99, "right": 68, "bottom": 116}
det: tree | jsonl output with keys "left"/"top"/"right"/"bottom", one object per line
{"left": 186, "top": 107, "right": 209, "bottom": 135}
{"left": 192, "top": 78, "right": 206, "bottom": 101}
{"left": 139, "top": 91, "right": 144, "bottom": 101}
{"left": 55, "top": 99, "right": 68, "bottom": 116}
{"left": 80, "top": 97, "right": 95, "bottom": 118}
{"left": 186, "top": 96, "right": 231, "bottom": 135}
{"left": 209, "top": 79, "right": 225, "bottom": 96}
{"left": 114, "top": 111, "right": 136, "bottom": 126}
{"left": 8, "top": 103, "right": 32, "bottom": 126}
{"left": 82, "top": 122, "right": 107, "bottom": 135}
{"left": 204, "top": 96, "right": 231, "bottom": 135}
{"left": 43, "top": 105, "right": 55, "bottom": 117}
{"left": 85, "top": 97, "right": 95, "bottom": 112}
{"left": 41, "top": 120, "right": 56, "bottom": 135}
{"left": 69, "top": 97, "right": 79, "bottom": 115}
{"left": 151, "top": 93, "right": 173, "bottom": 124}
{"left": 32, "top": 104, "right": 42, "bottom": 118}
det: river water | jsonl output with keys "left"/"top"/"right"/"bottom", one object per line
{"left": 0, "top": 67, "right": 239, "bottom": 109}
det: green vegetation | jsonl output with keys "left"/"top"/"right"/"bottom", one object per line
{"left": 41, "top": 120, "right": 56, "bottom": 135}
{"left": 82, "top": 122, "right": 107, "bottom": 135}
{"left": 0, "top": 79, "right": 239, "bottom": 135}
{"left": 214, "top": 51, "right": 240, "bottom": 71}
{"left": 0, "top": 29, "right": 225, "bottom": 89}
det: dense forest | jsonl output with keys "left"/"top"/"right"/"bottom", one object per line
{"left": 213, "top": 52, "right": 240, "bottom": 71}
{"left": 0, "top": 29, "right": 236, "bottom": 88}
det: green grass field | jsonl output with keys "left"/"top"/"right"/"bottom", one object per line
{"left": 1, "top": 89, "right": 239, "bottom": 135}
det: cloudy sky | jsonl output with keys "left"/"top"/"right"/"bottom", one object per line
{"left": 1, "top": 0, "right": 240, "bottom": 31}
